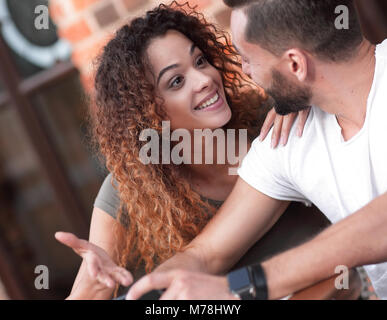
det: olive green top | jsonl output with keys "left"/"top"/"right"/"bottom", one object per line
{"left": 94, "top": 173, "right": 224, "bottom": 220}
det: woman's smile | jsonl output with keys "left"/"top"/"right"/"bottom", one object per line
{"left": 194, "top": 90, "right": 225, "bottom": 112}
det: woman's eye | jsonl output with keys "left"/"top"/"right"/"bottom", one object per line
{"left": 170, "top": 76, "right": 184, "bottom": 88}
{"left": 196, "top": 55, "right": 207, "bottom": 67}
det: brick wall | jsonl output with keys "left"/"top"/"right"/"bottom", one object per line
{"left": 48, "top": 0, "right": 232, "bottom": 92}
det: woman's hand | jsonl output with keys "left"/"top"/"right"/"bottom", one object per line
{"left": 259, "top": 107, "right": 311, "bottom": 148}
{"left": 55, "top": 231, "right": 133, "bottom": 289}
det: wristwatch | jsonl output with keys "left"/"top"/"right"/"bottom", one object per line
{"left": 227, "top": 263, "right": 268, "bottom": 300}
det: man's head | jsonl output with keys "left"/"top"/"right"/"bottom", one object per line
{"left": 225, "top": 0, "right": 363, "bottom": 115}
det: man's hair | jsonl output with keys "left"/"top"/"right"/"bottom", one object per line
{"left": 223, "top": 0, "right": 255, "bottom": 7}
{"left": 224, "top": 0, "right": 363, "bottom": 62}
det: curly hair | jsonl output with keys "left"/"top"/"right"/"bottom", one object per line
{"left": 90, "top": 1, "right": 267, "bottom": 277}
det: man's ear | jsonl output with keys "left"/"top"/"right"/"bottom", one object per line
{"left": 280, "top": 49, "right": 309, "bottom": 82}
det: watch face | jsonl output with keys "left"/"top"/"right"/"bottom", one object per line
{"left": 227, "top": 268, "right": 251, "bottom": 290}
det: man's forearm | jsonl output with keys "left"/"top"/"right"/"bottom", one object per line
{"left": 262, "top": 193, "right": 387, "bottom": 299}
{"left": 155, "top": 245, "right": 210, "bottom": 274}
{"left": 156, "top": 201, "right": 289, "bottom": 276}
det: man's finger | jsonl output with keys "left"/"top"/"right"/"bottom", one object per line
{"left": 159, "top": 285, "right": 180, "bottom": 300}
{"left": 259, "top": 108, "right": 276, "bottom": 141}
{"left": 126, "top": 272, "right": 174, "bottom": 300}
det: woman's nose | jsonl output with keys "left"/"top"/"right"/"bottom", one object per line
{"left": 193, "top": 70, "right": 212, "bottom": 92}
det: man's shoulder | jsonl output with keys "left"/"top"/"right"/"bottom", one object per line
{"left": 250, "top": 105, "right": 329, "bottom": 161}
{"left": 280, "top": 106, "right": 323, "bottom": 146}
{"left": 376, "top": 39, "right": 387, "bottom": 57}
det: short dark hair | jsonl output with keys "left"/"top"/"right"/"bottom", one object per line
{"left": 224, "top": 0, "right": 363, "bottom": 62}
{"left": 223, "top": 0, "right": 256, "bottom": 8}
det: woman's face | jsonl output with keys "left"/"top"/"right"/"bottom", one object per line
{"left": 146, "top": 30, "right": 232, "bottom": 130}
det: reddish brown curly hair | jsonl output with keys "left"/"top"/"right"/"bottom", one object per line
{"left": 90, "top": 1, "right": 268, "bottom": 277}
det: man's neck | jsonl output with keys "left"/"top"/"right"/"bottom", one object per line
{"left": 311, "top": 40, "right": 376, "bottom": 140}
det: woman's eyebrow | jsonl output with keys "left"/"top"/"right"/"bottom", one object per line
{"left": 157, "top": 64, "right": 179, "bottom": 85}
{"left": 189, "top": 43, "right": 196, "bottom": 55}
{"left": 157, "top": 44, "right": 197, "bottom": 85}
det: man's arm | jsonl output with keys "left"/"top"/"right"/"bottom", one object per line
{"left": 262, "top": 191, "right": 387, "bottom": 299}
{"left": 128, "top": 191, "right": 387, "bottom": 300}
{"left": 127, "top": 178, "right": 289, "bottom": 299}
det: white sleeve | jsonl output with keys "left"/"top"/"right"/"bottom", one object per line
{"left": 238, "top": 135, "right": 311, "bottom": 206}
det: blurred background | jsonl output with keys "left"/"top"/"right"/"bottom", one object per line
{"left": 0, "top": 0, "right": 386, "bottom": 300}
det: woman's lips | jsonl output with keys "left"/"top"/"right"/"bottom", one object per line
{"left": 194, "top": 92, "right": 224, "bottom": 112}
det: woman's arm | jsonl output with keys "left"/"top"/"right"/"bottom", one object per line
{"left": 65, "top": 207, "right": 126, "bottom": 300}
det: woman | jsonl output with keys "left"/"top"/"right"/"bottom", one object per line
{"left": 55, "top": 2, "right": 316, "bottom": 300}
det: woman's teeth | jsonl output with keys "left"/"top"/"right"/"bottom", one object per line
{"left": 195, "top": 93, "right": 219, "bottom": 110}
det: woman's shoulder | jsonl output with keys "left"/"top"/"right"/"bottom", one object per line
{"left": 94, "top": 173, "right": 121, "bottom": 219}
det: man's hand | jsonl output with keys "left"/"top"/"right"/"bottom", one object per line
{"left": 126, "top": 270, "right": 239, "bottom": 300}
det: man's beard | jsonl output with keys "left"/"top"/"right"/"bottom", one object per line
{"left": 266, "top": 69, "right": 312, "bottom": 116}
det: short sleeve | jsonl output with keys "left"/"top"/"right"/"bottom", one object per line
{"left": 94, "top": 173, "right": 121, "bottom": 219}
{"left": 238, "top": 134, "right": 311, "bottom": 205}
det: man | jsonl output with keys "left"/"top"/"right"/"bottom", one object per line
{"left": 127, "top": 0, "right": 387, "bottom": 300}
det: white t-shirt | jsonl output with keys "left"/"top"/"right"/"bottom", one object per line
{"left": 238, "top": 39, "right": 387, "bottom": 299}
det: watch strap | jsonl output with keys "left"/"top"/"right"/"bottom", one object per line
{"left": 227, "top": 263, "right": 268, "bottom": 300}
{"left": 249, "top": 263, "right": 268, "bottom": 300}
